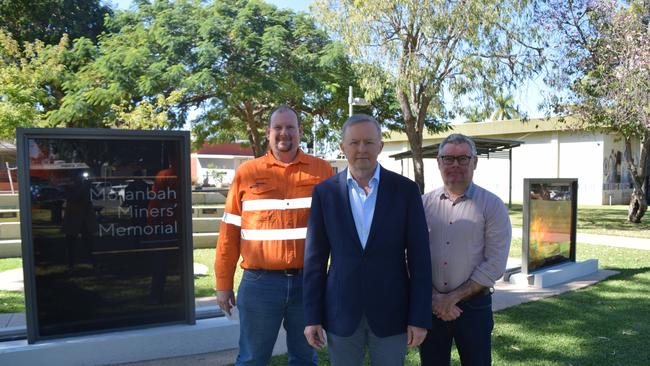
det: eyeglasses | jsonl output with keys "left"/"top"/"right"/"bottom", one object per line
{"left": 439, "top": 155, "right": 473, "bottom": 166}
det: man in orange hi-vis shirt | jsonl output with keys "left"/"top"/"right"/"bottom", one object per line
{"left": 215, "top": 105, "right": 333, "bottom": 366}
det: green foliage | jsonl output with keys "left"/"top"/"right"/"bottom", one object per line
{"left": 541, "top": 0, "right": 650, "bottom": 222}
{"left": 0, "top": 0, "right": 112, "bottom": 46}
{"left": 45, "top": 0, "right": 360, "bottom": 155}
{"left": 49, "top": 0, "right": 202, "bottom": 130}
{"left": 464, "top": 91, "right": 522, "bottom": 122}
{"left": 0, "top": 31, "right": 73, "bottom": 138}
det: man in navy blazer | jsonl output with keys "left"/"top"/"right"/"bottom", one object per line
{"left": 303, "top": 114, "right": 432, "bottom": 365}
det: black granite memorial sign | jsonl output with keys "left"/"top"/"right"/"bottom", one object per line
{"left": 522, "top": 178, "right": 578, "bottom": 274}
{"left": 17, "top": 129, "right": 194, "bottom": 343}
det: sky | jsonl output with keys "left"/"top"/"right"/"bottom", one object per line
{"left": 108, "top": 0, "right": 547, "bottom": 120}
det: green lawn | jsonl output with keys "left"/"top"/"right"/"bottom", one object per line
{"left": 193, "top": 248, "right": 243, "bottom": 298}
{"left": 508, "top": 203, "right": 650, "bottom": 239}
{"left": 270, "top": 242, "right": 650, "bottom": 365}
{"left": 2, "top": 245, "right": 650, "bottom": 365}
{"left": 0, "top": 258, "right": 21, "bottom": 272}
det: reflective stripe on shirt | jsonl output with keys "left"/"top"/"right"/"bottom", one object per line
{"left": 242, "top": 197, "right": 312, "bottom": 211}
{"left": 222, "top": 212, "right": 241, "bottom": 227}
{"left": 240, "top": 227, "right": 308, "bottom": 241}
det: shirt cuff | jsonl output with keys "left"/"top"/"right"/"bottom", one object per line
{"left": 470, "top": 268, "right": 497, "bottom": 288}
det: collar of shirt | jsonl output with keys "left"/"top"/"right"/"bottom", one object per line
{"left": 263, "top": 149, "right": 309, "bottom": 167}
{"left": 439, "top": 182, "right": 476, "bottom": 202}
{"left": 346, "top": 163, "right": 381, "bottom": 191}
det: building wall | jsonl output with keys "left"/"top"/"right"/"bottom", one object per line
{"left": 327, "top": 159, "right": 348, "bottom": 174}
{"left": 506, "top": 130, "right": 605, "bottom": 205}
{"left": 379, "top": 130, "right": 608, "bottom": 205}
{"left": 556, "top": 132, "right": 605, "bottom": 205}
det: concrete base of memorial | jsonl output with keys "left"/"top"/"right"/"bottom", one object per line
{"left": 509, "top": 259, "right": 599, "bottom": 288}
{"left": 0, "top": 317, "right": 287, "bottom": 366}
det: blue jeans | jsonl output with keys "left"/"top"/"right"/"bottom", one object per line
{"left": 235, "top": 269, "right": 317, "bottom": 366}
{"left": 419, "top": 294, "right": 494, "bottom": 366}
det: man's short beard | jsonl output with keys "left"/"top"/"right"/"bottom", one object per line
{"left": 275, "top": 142, "right": 293, "bottom": 152}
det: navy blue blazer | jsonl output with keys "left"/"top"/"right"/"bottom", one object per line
{"left": 303, "top": 167, "right": 432, "bottom": 337}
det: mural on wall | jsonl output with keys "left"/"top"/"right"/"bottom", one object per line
{"left": 603, "top": 149, "right": 634, "bottom": 189}
{"left": 603, "top": 149, "right": 621, "bottom": 185}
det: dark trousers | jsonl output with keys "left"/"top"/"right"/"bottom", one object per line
{"left": 419, "top": 294, "right": 494, "bottom": 366}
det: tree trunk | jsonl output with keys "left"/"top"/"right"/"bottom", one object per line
{"left": 400, "top": 105, "right": 426, "bottom": 193}
{"left": 410, "top": 140, "right": 425, "bottom": 194}
{"left": 396, "top": 85, "right": 429, "bottom": 194}
{"left": 624, "top": 134, "right": 649, "bottom": 222}
{"left": 628, "top": 189, "right": 647, "bottom": 223}
{"left": 242, "top": 101, "right": 266, "bottom": 157}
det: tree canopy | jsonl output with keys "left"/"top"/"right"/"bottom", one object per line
{"left": 0, "top": 31, "right": 98, "bottom": 138}
{"left": 541, "top": 0, "right": 650, "bottom": 222}
{"left": 48, "top": 0, "right": 359, "bottom": 155}
{"left": 313, "top": 0, "right": 544, "bottom": 192}
{"left": 0, "top": 0, "right": 363, "bottom": 155}
{"left": 0, "top": 0, "right": 112, "bottom": 46}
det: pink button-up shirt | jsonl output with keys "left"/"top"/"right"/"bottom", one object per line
{"left": 422, "top": 183, "right": 511, "bottom": 292}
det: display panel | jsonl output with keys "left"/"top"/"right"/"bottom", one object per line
{"left": 17, "top": 129, "right": 194, "bottom": 343}
{"left": 522, "top": 179, "right": 577, "bottom": 274}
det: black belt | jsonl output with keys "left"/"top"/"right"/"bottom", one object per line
{"left": 250, "top": 268, "right": 303, "bottom": 276}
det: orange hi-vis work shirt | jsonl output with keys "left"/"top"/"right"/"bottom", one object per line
{"left": 214, "top": 150, "right": 334, "bottom": 291}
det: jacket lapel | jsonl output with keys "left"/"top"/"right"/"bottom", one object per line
{"left": 337, "top": 169, "right": 363, "bottom": 251}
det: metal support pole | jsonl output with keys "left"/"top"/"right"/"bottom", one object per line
{"left": 6, "top": 162, "right": 14, "bottom": 194}
{"left": 348, "top": 86, "right": 353, "bottom": 117}
{"left": 508, "top": 149, "right": 512, "bottom": 208}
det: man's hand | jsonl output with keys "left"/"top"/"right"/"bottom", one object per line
{"left": 407, "top": 326, "right": 427, "bottom": 347}
{"left": 435, "top": 306, "right": 462, "bottom": 321}
{"left": 216, "top": 290, "right": 236, "bottom": 316}
{"left": 304, "top": 325, "right": 326, "bottom": 350}
{"left": 432, "top": 292, "right": 462, "bottom": 321}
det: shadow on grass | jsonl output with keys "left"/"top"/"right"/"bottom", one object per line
{"left": 491, "top": 267, "right": 650, "bottom": 366}
{"left": 578, "top": 206, "right": 639, "bottom": 227}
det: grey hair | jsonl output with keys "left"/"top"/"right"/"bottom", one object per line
{"left": 341, "top": 114, "right": 382, "bottom": 140}
{"left": 438, "top": 133, "right": 477, "bottom": 157}
{"left": 269, "top": 105, "right": 300, "bottom": 127}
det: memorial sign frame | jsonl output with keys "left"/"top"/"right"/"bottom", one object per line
{"left": 522, "top": 178, "right": 578, "bottom": 274}
{"left": 17, "top": 128, "right": 195, "bottom": 344}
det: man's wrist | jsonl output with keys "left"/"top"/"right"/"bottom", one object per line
{"left": 454, "top": 280, "right": 487, "bottom": 303}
